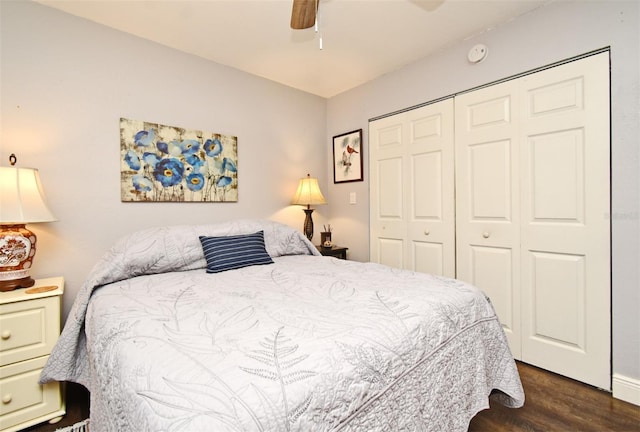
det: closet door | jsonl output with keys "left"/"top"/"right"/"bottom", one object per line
{"left": 370, "top": 114, "right": 405, "bottom": 269}
{"left": 406, "top": 101, "right": 455, "bottom": 276}
{"left": 456, "top": 52, "right": 610, "bottom": 389}
{"left": 370, "top": 100, "right": 455, "bottom": 277}
{"left": 519, "top": 53, "right": 610, "bottom": 390}
{"left": 454, "top": 80, "right": 522, "bottom": 356}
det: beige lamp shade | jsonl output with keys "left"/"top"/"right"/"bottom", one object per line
{"left": 291, "top": 174, "right": 327, "bottom": 208}
{"left": 0, "top": 166, "right": 57, "bottom": 223}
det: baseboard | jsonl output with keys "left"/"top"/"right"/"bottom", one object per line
{"left": 612, "top": 373, "right": 640, "bottom": 406}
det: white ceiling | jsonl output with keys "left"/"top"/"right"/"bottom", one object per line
{"left": 35, "top": 0, "right": 550, "bottom": 98}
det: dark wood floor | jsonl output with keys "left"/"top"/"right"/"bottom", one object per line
{"left": 25, "top": 362, "right": 639, "bottom": 431}
{"left": 469, "top": 362, "right": 640, "bottom": 431}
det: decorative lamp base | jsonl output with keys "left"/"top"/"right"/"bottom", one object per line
{"left": 0, "top": 276, "right": 35, "bottom": 292}
{"left": 302, "top": 208, "right": 315, "bottom": 241}
{"left": 0, "top": 224, "right": 38, "bottom": 292}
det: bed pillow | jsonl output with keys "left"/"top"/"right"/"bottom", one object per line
{"left": 199, "top": 231, "right": 274, "bottom": 273}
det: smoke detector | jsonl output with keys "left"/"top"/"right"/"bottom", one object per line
{"left": 468, "top": 44, "right": 488, "bottom": 64}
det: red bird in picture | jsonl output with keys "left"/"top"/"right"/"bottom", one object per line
{"left": 342, "top": 144, "right": 359, "bottom": 167}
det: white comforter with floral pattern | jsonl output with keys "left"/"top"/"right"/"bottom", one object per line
{"left": 41, "top": 219, "right": 524, "bottom": 432}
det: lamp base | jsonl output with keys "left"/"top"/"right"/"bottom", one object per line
{"left": 0, "top": 224, "right": 38, "bottom": 292}
{"left": 302, "top": 208, "right": 315, "bottom": 241}
{"left": 0, "top": 276, "right": 35, "bottom": 292}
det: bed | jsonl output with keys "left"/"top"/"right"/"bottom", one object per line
{"left": 41, "top": 219, "right": 524, "bottom": 431}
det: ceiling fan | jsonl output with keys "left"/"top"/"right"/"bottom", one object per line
{"left": 290, "top": 0, "right": 319, "bottom": 29}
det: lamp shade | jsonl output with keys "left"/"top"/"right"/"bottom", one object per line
{"left": 291, "top": 174, "right": 327, "bottom": 207}
{"left": 0, "top": 166, "right": 56, "bottom": 223}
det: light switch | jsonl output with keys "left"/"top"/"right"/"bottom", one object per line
{"left": 349, "top": 192, "right": 356, "bottom": 204}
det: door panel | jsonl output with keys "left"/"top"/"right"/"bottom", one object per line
{"left": 378, "top": 158, "right": 403, "bottom": 219}
{"left": 378, "top": 238, "right": 404, "bottom": 269}
{"left": 530, "top": 129, "right": 585, "bottom": 222}
{"left": 468, "top": 95, "right": 512, "bottom": 129}
{"left": 455, "top": 80, "right": 521, "bottom": 356}
{"left": 406, "top": 100, "right": 455, "bottom": 277}
{"left": 520, "top": 53, "right": 610, "bottom": 390}
{"left": 469, "top": 139, "right": 513, "bottom": 220}
{"left": 529, "top": 251, "right": 585, "bottom": 350}
{"left": 528, "top": 76, "right": 584, "bottom": 117}
{"left": 469, "top": 246, "right": 516, "bottom": 340}
{"left": 412, "top": 241, "right": 444, "bottom": 275}
{"left": 369, "top": 118, "right": 405, "bottom": 265}
{"left": 412, "top": 151, "right": 442, "bottom": 219}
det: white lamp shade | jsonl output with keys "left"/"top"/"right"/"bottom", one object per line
{"left": 0, "top": 167, "right": 57, "bottom": 223}
{"left": 291, "top": 174, "right": 327, "bottom": 206}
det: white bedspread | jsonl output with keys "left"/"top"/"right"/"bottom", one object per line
{"left": 41, "top": 220, "right": 524, "bottom": 431}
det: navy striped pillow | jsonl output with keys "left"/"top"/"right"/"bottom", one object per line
{"left": 199, "top": 231, "right": 274, "bottom": 273}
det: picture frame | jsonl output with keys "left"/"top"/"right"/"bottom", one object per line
{"left": 332, "top": 129, "right": 363, "bottom": 183}
{"left": 120, "top": 118, "right": 238, "bottom": 203}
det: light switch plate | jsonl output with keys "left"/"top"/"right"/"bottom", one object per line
{"left": 349, "top": 192, "right": 356, "bottom": 204}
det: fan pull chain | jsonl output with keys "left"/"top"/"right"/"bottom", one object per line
{"left": 315, "top": 0, "right": 323, "bottom": 50}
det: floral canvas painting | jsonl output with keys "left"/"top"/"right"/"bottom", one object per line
{"left": 120, "top": 118, "right": 238, "bottom": 202}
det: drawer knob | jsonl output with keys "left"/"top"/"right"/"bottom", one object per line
{"left": 1, "top": 330, "right": 10, "bottom": 340}
{"left": 482, "top": 232, "right": 490, "bottom": 239}
{"left": 2, "top": 394, "right": 11, "bottom": 404}
{"left": 424, "top": 229, "right": 430, "bottom": 236}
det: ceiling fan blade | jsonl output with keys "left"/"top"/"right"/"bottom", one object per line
{"left": 291, "top": 0, "right": 317, "bottom": 30}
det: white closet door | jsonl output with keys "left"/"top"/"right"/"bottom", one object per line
{"left": 519, "top": 53, "right": 610, "bottom": 390}
{"left": 369, "top": 99, "right": 455, "bottom": 276}
{"left": 455, "top": 80, "right": 522, "bottom": 357}
{"left": 370, "top": 114, "right": 406, "bottom": 269}
{"left": 406, "top": 101, "right": 455, "bottom": 276}
{"left": 456, "top": 53, "right": 610, "bottom": 389}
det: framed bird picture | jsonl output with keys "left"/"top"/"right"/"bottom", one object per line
{"left": 332, "top": 129, "right": 363, "bottom": 183}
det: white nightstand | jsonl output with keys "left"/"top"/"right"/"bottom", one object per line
{"left": 0, "top": 277, "right": 65, "bottom": 432}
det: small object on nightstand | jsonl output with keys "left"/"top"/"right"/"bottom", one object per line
{"left": 316, "top": 245, "right": 348, "bottom": 260}
{"left": 320, "top": 228, "right": 332, "bottom": 247}
{"left": 25, "top": 285, "right": 58, "bottom": 295}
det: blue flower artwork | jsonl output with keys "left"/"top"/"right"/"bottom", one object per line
{"left": 120, "top": 118, "right": 238, "bottom": 202}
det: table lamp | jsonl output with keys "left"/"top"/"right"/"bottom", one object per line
{"left": 291, "top": 173, "right": 326, "bottom": 241}
{"left": 0, "top": 154, "right": 57, "bottom": 291}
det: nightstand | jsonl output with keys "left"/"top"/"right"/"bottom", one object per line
{"left": 0, "top": 277, "right": 65, "bottom": 432}
{"left": 316, "top": 245, "right": 348, "bottom": 260}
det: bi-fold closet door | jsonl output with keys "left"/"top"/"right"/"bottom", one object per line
{"left": 369, "top": 100, "right": 456, "bottom": 278}
{"left": 455, "top": 52, "right": 610, "bottom": 390}
{"left": 369, "top": 52, "right": 610, "bottom": 390}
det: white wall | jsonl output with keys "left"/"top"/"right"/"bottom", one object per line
{"left": 326, "top": 0, "right": 640, "bottom": 384}
{"left": 0, "top": 1, "right": 328, "bottom": 318}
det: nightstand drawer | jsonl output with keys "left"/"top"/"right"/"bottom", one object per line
{"left": 0, "top": 296, "right": 60, "bottom": 367}
{"left": 0, "top": 355, "right": 63, "bottom": 431}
